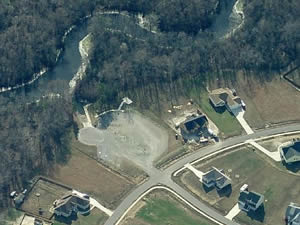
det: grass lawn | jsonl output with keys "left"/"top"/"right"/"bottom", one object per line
{"left": 197, "top": 91, "right": 242, "bottom": 137}
{"left": 53, "top": 209, "right": 107, "bottom": 225}
{"left": 179, "top": 148, "right": 300, "bottom": 225}
{"left": 121, "top": 191, "right": 215, "bottom": 225}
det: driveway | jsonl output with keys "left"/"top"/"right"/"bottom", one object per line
{"left": 185, "top": 163, "right": 204, "bottom": 182}
{"left": 234, "top": 110, "right": 254, "bottom": 134}
{"left": 225, "top": 203, "right": 241, "bottom": 220}
{"left": 246, "top": 140, "right": 281, "bottom": 161}
{"left": 101, "top": 124, "right": 300, "bottom": 225}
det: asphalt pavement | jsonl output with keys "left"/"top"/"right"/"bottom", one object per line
{"left": 104, "top": 123, "right": 300, "bottom": 225}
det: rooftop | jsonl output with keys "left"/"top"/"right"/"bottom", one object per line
{"left": 286, "top": 203, "right": 300, "bottom": 225}
{"left": 54, "top": 192, "right": 90, "bottom": 215}
{"left": 239, "top": 190, "right": 264, "bottom": 205}
{"left": 283, "top": 141, "right": 300, "bottom": 160}
{"left": 209, "top": 88, "right": 241, "bottom": 108}
{"left": 202, "top": 167, "right": 231, "bottom": 189}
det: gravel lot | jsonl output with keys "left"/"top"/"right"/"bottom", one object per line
{"left": 78, "top": 110, "right": 168, "bottom": 173}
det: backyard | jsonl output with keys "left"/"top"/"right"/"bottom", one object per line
{"left": 177, "top": 147, "right": 300, "bottom": 225}
{"left": 197, "top": 91, "right": 242, "bottom": 138}
{"left": 120, "top": 190, "right": 215, "bottom": 225}
{"left": 51, "top": 139, "right": 135, "bottom": 209}
{"left": 21, "top": 178, "right": 70, "bottom": 219}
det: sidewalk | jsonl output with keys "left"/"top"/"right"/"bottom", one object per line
{"left": 246, "top": 140, "right": 281, "bottom": 161}
{"left": 184, "top": 163, "right": 204, "bottom": 182}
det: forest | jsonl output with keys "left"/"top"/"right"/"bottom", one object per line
{"left": 0, "top": 0, "right": 300, "bottom": 212}
{"left": 0, "top": 96, "right": 73, "bottom": 209}
{"left": 75, "top": 0, "right": 300, "bottom": 111}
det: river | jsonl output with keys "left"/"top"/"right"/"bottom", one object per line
{"left": 0, "top": 0, "right": 243, "bottom": 101}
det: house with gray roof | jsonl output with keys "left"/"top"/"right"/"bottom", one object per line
{"left": 238, "top": 188, "right": 264, "bottom": 212}
{"left": 209, "top": 88, "right": 243, "bottom": 115}
{"left": 286, "top": 202, "right": 300, "bottom": 225}
{"left": 53, "top": 192, "right": 90, "bottom": 217}
{"left": 202, "top": 167, "right": 232, "bottom": 190}
{"left": 179, "top": 114, "right": 209, "bottom": 142}
{"left": 280, "top": 140, "right": 300, "bottom": 164}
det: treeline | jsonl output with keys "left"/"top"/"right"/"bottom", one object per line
{"left": 0, "top": 96, "right": 73, "bottom": 209}
{"left": 0, "top": 0, "right": 219, "bottom": 88}
{"left": 0, "top": 0, "right": 99, "bottom": 88}
{"left": 99, "top": 0, "right": 220, "bottom": 34}
{"left": 75, "top": 0, "right": 300, "bottom": 112}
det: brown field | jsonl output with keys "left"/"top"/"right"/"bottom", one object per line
{"left": 209, "top": 73, "right": 300, "bottom": 129}
{"left": 51, "top": 142, "right": 135, "bottom": 209}
{"left": 258, "top": 134, "right": 300, "bottom": 152}
{"left": 21, "top": 179, "right": 70, "bottom": 219}
{"left": 177, "top": 148, "right": 300, "bottom": 225}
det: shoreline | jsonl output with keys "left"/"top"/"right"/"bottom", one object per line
{"left": 69, "top": 33, "right": 91, "bottom": 93}
{"left": 0, "top": 24, "right": 78, "bottom": 94}
{"left": 223, "top": 0, "right": 245, "bottom": 39}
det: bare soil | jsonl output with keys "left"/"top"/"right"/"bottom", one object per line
{"left": 258, "top": 134, "right": 300, "bottom": 152}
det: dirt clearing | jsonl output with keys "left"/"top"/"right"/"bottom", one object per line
{"left": 79, "top": 110, "right": 168, "bottom": 173}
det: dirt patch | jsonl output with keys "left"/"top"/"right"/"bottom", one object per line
{"left": 258, "top": 134, "right": 300, "bottom": 152}
{"left": 21, "top": 179, "right": 70, "bottom": 219}
{"left": 209, "top": 73, "right": 300, "bottom": 129}
{"left": 79, "top": 110, "right": 168, "bottom": 173}
{"left": 51, "top": 148, "right": 134, "bottom": 209}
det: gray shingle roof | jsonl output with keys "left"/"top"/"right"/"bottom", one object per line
{"left": 286, "top": 203, "right": 300, "bottom": 225}
{"left": 202, "top": 167, "right": 231, "bottom": 189}
{"left": 238, "top": 190, "right": 264, "bottom": 206}
{"left": 283, "top": 141, "right": 300, "bottom": 160}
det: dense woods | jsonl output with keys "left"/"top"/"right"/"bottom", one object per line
{"left": 0, "top": 0, "right": 98, "bottom": 88}
{"left": 0, "top": 0, "right": 300, "bottom": 211}
{"left": 75, "top": 0, "right": 300, "bottom": 111}
{"left": 0, "top": 97, "right": 73, "bottom": 209}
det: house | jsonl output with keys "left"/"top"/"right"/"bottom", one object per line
{"left": 202, "top": 167, "right": 232, "bottom": 190}
{"left": 13, "top": 193, "right": 25, "bottom": 206}
{"left": 238, "top": 187, "right": 264, "bottom": 212}
{"left": 209, "top": 88, "right": 243, "bottom": 115}
{"left": 53, "top": 192, "right": 90, "bottom": 217}
{"left": 286, "top": 202, "right": 300, "bottom": 225}
{"left": 280, "top": 140, "right": 300, "bottom": 164}
{"left": 179, "top": 114, "right": 209, "bottom": 142}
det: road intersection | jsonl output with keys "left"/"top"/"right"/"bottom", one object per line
{"left": 103, "top": 123, "right": 300, "bottom": 225}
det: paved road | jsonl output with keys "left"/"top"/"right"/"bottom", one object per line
{"left": 104, "top": 123, "right": 300, "bottom": 225}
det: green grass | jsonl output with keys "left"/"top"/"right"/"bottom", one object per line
{"left": 181, "top": 148, "right": 300, "bottom": 225}
{"left": 137, "top": 197, "right": 214, "bottom": 225}
{"left": 197, "top": 91, "right": 242, "bottom": 137}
